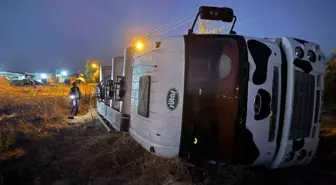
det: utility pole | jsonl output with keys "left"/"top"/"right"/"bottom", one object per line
{"left": 57, "top": 61, "right": 61, "bottom": 71}
{"left": 56, "top": 61, "right": 61, "bottom": 83}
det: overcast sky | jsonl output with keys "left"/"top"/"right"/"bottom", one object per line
{"left": 0, "top": 0, "right": 335, "bottom": 73}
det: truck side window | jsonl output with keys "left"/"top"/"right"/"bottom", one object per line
{"left": 138, "top": 75, "right": 151, "bottom": 118}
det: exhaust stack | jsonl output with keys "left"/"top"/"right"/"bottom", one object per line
{"left": 121, "top": 47, "right": 135, "bottom": 115}
{"left": 111, "top": 57, "right": 124, "bottom": 110}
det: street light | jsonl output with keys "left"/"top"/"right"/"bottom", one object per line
{"left": 41, "top": 73, "right": 47, "bottom": 79}
{"left": 92, "top": 63, "right": 97, "bottom": 68}
{"left": 135, "top": 41, "right": 144, "bottom": 51}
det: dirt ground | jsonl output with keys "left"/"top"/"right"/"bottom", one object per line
{"left": 0, "top": 85, "right": 336, "bottom": 185}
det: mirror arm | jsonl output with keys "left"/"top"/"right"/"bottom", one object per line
{"left": 188, "top": 11, "right": 202, "bottom": 35}
{"left": 229, "top": 15, "right": 237, "bottom": 34}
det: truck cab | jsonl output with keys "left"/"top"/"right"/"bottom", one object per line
{"left": 127, "top": 6, "right": 328, "bottom": 169}
{"left": 97, "top": 6, "right": 328, "bottom": 169}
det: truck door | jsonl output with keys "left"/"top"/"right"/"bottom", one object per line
{"left": 180, "top": 35, "right": 244, "bottom": 164}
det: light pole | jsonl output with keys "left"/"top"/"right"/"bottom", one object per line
{"left": 57, "top": 61, "right": 61, "bottom": 70}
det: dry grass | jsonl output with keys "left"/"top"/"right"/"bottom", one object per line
{"left": 0, "top": 148, "right": 25, "bottom": 161}
{"left": 320, "top": 127, "right": 336, "bottom": 137}
{"left": 0, "top": 84, "right": 192, "bottom": 185}
{"left": 45, "top": 132, "right": 191, "bottom": 185}
{"left": 0, "top": 83, "right": 336, "bottom": 185}
{"left": 0, "top": 84, "right": 95, "bottom": 151}
{"left": 0, "top": 83, "right": 94, "bottom": 98}
{"left": 320, "top": 115, "right": 336, "bottom": 137}
{"left": 0, "top": 128, "right": 16, "bottom": 152}
{"left": 0, "top": 118, "right": 192, "bottom": 185}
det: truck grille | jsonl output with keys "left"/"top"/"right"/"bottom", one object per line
{"left": 289, "top": 70, "right": 315, "bottom": 140}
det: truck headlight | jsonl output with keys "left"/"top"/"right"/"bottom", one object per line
{"left": 284, "top": 151, "right": 295, "bottom": 162}
{"left": 295, "top": 47, "right": 304, "bottom": 59}
{"left": 307, "top": 50, "right": 316, "bottom": 62}
{"left": 297, "top": 149, "right": 307, "bottom": 161}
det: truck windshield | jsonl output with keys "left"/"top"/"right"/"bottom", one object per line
{"left": 184, "top": 36, "right": 240, "bottom": 162}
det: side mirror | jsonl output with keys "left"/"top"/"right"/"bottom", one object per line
{"left": 188, "top": 6, "right": 237, "bottom": 35}
{"left": 199, "top": 6, "right": 234, "bottom": 22}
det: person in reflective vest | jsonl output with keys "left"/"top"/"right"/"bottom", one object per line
{"left": 68, "top": 82, "right": 82, "bottom": 117}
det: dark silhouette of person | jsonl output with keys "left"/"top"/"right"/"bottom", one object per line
{"left": 68, "top": 82, "right": 82, "bottom": 117}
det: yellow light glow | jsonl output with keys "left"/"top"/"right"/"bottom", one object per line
{"left": 92, "top": 63, "right": 97, "bottom": 68}
{"left": 194, "top": 138, "right": 198, "bottom": 144}
{"left": 135, "top": 41, "right": 144, "bottom": 50}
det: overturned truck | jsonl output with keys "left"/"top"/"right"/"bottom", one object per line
{"left": 96, "top": 6, "right": 328, "bottom": 169}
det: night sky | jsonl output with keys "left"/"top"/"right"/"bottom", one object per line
{"left": 0, "top": 0, "right": 335, "bottom": 73}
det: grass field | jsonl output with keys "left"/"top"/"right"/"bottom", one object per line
{"left": 0, "top": 84, "right": 192, "bottom": 185}
{"left": 0, "top": 83, "right": 336, "bottom": 185}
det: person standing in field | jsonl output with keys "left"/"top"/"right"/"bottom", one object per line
{"left": 68, "top": 82, "right": 82, "bottom": 117}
